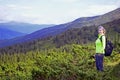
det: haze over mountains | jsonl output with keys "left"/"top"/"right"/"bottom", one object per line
{"left": 0, "top": 27, "right": 25, "bottom": 40}
{"left": 0, "top": 22, "right": 54, "bottom": 41}
{"left": 0, "top": 22, "right": 54, "bottom": 34}
{"left": 0, "top": 8, "right": 120, "bottom": 48}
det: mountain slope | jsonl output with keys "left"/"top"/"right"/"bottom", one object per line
{"left": 0, "top": 18, "right": 120, "bottom": 54}
{"left": 0, "top": 21, "right": 54, "bottom": 34}
{"left": 0, "top": 44, "right": 119, "bottom": 80}
{"left": 0, "top": 24, "right": 70, "bottom": 48}
{"left": 71, "top": 16, "right": 99, "bottom": 23}
{"left": 0, "top": 16, "right": 101, "bottom": 48}
{"left": 0, "top": 28, "right": 26, "bottom": 40}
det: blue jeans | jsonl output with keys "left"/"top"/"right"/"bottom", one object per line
{"left": 95, "top": 54, "right": 104, "bottom": 71}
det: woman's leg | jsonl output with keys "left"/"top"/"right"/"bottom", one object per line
{"left": 95, "top": 54, "right": 100, "bottom": 70}
{"left": 99, "top": 54, "right": 104, "bottom": 71}
{"left": 95, "top": 54, "right": 104, "bottom": 71}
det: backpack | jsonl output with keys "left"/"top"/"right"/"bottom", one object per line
{"left": 100, "top": 36, "right": 113, "bottom": 56}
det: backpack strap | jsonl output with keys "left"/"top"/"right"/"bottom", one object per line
{"left": 99, "top": 35, "right": 103, "bottom": 43}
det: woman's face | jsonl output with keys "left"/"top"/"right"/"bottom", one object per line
{"left": 98, "top": 29, "right": 104, "bottom": 34}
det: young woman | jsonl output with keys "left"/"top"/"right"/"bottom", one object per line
{"left": 95, "top": 26, "right": 106, "bottom": 71}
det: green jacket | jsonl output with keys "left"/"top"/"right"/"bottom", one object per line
{"left": 95, "top": 34, "right": 106, "bottom": 54}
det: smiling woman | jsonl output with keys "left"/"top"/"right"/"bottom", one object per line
{"left": 95, "top": 26, "right": 106, "bottom": 71}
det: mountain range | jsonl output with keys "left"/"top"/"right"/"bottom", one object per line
{"left": 0, "top": 21, "right": 54, "bottom": 34}
{"left": 0, "top": 8, "right": 120, "bottom": 50}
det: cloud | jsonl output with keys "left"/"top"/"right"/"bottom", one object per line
{"left": 0, "top": 1, "right": 119, "bottom": 24}
{"left": 51, "top": 0, "right": 79, "bottom": 3}
{"left": 0, "top": 5, "right": 10, "bottom": 20}
{"left": 86, "top": 5, "right": 118, "bottom": 16}
{"left": 116, "top": 1, "right": 120, "bottom": 7}
{"left": 0, "top": 4, "right": 34, "bottom": 23}
{"left": 0, "top": 3, "right": 80, "bottom": 24}
{"left": 6, "top": 4, "right": 33, "bottom": 10}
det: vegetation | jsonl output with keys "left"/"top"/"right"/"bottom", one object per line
{"left": 0, "top": 44, "right": 120, "bottom": 80}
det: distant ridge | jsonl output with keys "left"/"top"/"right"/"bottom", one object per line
{"left": 0, "top": 21, "right": 54, "bottom": 34}
{"left": 0, "top": 28, "right": 26, "bottom": 40}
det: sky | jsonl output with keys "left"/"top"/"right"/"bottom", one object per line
{"left": 0, "top": 0, "right": 119, "bottom": 24}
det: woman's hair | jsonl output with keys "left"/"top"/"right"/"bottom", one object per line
{"left": 98, "top": 26, "right": 106, "bottom": 34}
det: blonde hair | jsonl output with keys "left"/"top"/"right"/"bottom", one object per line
{"left": 98, "top": 26, "right": 106, "bottom": 34}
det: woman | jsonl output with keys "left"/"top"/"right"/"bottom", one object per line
{"left": 95, "top": 26, "right": 106, "bottom": 71}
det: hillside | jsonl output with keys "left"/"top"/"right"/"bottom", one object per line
{"left": 0, "top": 18, "right": 120, "bottom": 54}
{"left": 0, "top": 24, "right": 70, "bottom": 48}
{"left": 0, "top": 15, "right": 99, "bottom": 48}
{"left": 0, "top": 44, "right": 119, "bottom": 80}
{"left": 72, "top": 16, "right": 99, "bottom": 23}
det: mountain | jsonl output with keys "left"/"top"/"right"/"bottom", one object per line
{"left": 72, "top": 16, "right": 99, "bottom": 23}
{"left": 0, "top": 28, "right": 26, "bottom": 40}
{"left": 0, "top": 8, "right": 120, "bottom": 49}
{"left": 0, "top": 18, "right": 120, "bottom": 54}
{"left": 0, "top": 21, "right": 54, "bottom": 34}
{"left": 0, "top": 24, "right": 69, "bottom": 48}
{"left": 14, "top": 15, "right": 99, "bottom": 42}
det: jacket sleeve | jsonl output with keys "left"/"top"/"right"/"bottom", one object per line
{"left": 102, "top": 36, "right": 106, "bottom": 51}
